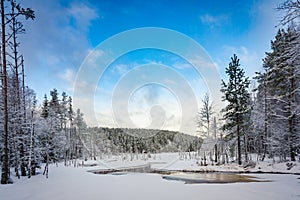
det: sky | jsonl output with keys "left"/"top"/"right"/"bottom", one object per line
{"left": 18, "top": 0, "right": 284, "bottom": 135}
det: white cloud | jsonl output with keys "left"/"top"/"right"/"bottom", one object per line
{"left": 67, "top": 2, "right": 99, "bottom": 30}
{"left": 172, "top": 62, "right": 192, "bottom": 70}
{"left": 114, "top": 64, "right": 130, "bottom": 75}
{"left": 59, "top": 68, "right": 76, "bottom": 84}
{"left": 84, "top": 49, "right": 106, "bottom": 68}
{"left": 189, "top": 55, "right": 218, "bottom": 69}
{"left": 218, "top": 45, "right": 260, "bottom": 78}
{"left": 199, "top": 14, "right": 229, "bottom": 28}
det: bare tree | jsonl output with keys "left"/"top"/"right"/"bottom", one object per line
{"left": 197, "top": 93, "right": 214, "bottom": 138}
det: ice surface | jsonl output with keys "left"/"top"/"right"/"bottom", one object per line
{"left": 1, "top": 153, "right": 299, "bottom": 200}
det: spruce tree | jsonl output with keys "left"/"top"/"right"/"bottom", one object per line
{"left": 221, "top": 54, "right": 251, "bottom": 165}
{"left": 259, "top": 28, "right": 300, "bottom": 161}
{"left": 41, "top": 95, "right": 49, "bottom": 119}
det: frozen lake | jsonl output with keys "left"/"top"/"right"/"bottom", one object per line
{"left": 1, "top": 164, "right": 299, "bottom": 200}
{"left": 91, "top": 165, "right": 270, "bottom": 184}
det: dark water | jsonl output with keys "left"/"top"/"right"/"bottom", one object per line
{"left": 162, "top": 172, "right": 269, "bottom": 184}
{"left": 90, "top": 165, "right": 269, "bottom": 184}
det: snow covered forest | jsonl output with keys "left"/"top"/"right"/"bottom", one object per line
{"left": 0, "top": 0, "right": 299, "bottom": 187}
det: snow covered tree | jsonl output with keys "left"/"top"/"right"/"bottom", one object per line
{"left": 66, "top": 96, "right": 75, "bottom": 163}
{"left": 60, "top": 92, "right": 69, "bottom": 164}
{"left": 257, "top": 28, "right": 300, "bottom": 161}
{"left": 25, "top": 88, "right": 37, "bottom": 178}
{"left": 40, "top": 95, "right": 50, "bottom": 177}
{"left": 221, "top": 54, "right": 251, "bottom": 165}
{"left": 197, "top": 93, "right": 214, "bottom": 138}
{"left": 253, "top": 71, "right": 271, "bottom": 161}
{"left": 197, "top": 93, "right": 218, "bottom": 164}
{"left": 1, "top": 0, "right": 34, "bottom": 184}
{"left": 48, "top": 89, "right": 65, "bottom": 164}
{"left": 72, "top": 108, "right": 86, "bottom": 166}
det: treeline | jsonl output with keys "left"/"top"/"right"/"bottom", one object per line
{"left": 0, "top": 86, "right": 86, "bottom": 182}
{"left": 80, "top": 127, "right": 202, "bottom": 159}
{"left": 38, "top": 89, "right": 87, "bottom": 177}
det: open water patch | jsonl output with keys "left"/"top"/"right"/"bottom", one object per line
{"left": 89, "top": 165, "right": 270, "bottom": 184}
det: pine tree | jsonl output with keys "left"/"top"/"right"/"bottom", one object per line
{"left": 252, "top": 26, "right": 300, "bottom": 162}
{"left": 259, "top": 28, "right": 300, "bottom": 161}
{"left": 221, "top": 54, "right": 251, "bottom": 165}
{"left": 41, "top": 95, "right": 49, "bottom": 119}
{"left": 60, "top": 92, "right": 68, "bottom": 165}
{"left": 73, "top": 108, "right": 86, "bottom": 166}
{"left": 40, "top": 94, "right": 50, "bottom": 178}
{"left": 48, "top": 89, "right": 65, "bottom": 164}
{"left": 67, "top": 96, "right": 74, "bottom": 163}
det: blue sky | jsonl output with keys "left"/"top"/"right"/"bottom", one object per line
{"left": 18, "top": 0, "right": 284, "bottom": 134}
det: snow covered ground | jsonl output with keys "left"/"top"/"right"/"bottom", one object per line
{"left": 84, "top": 152, "right": 300, "bottom": 174}
{"left": 1, "top": 153, "right": 300, "bottom": 200}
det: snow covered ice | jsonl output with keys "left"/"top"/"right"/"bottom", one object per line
{"left": 1, "top": 153, "right": 300, "bottom": 200}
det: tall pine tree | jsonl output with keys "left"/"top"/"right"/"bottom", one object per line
{"left": 221, "top": 54, "right": 251, "bottom": 165}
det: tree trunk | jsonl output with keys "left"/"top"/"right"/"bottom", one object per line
{"left": 1, "top": 0, "right": 10, "bottom": 185}
{"left": 289, "top": 110, "right": 296, "bottom": 162}
{"left": 244, "top": 134, "right": 248, "bottom": 163}
{"left": 214, "top": 144, "right": 218, "bottom": 163}
{"left": 289, "top": 68, "right": 296, "bottom": 162}
{"left": 237, "top": 123, "right": 242, "bottom": 165}
{"left": 262, "top": 83, "right": 268, "bottom": 161}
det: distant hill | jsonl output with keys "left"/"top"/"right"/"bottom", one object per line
{"left": 81, "top": 127, "right": 202, "bottom": 155}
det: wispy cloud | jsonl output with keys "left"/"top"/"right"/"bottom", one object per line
{"left": 216, "top": 46, "right": 260, "bottom": 78}
{"left": 199, "top": 14, "right": 229, "bottom": 28}
{"left": 172, "top": 62, "right": 192, "bottom": 70}
{"left": 113, "top": 64, "right": 130, "bottom": 75}
{"left": 19, "top": 0, "right": 99, "bottom": 100}
{"left": 58, "top": 67, "right": 96, "bottom": 96}
{"left": 67, "top": 2, "right": 99, "bottom": 30}
{"left": 59, "top": 68, "right": 76, "bottom": 85}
